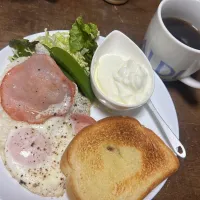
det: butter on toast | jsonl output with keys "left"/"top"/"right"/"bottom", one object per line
{"left": 61, "top": 116, "right": 179, "bottom": 200}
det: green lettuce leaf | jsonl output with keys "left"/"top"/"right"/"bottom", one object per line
{"left": 69, "top": 16, "right": 99, "bottom": 65}
{"left": 37, "top": 30, "right": 88, "bottom": 71}
{"left": 9, "top": 39, "right": 38, "bottom": 61}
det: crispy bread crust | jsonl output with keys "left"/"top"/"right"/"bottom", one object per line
{"left": 61, "top": 116, "right": 179, "bottom": 200}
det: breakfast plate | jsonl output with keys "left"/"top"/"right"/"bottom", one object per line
{"left": 0, "top": 31, "right": 179, "bottom": 200}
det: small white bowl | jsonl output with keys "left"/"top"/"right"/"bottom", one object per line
{"left": 90, "top": 30, "right": 155, "bottom": 111}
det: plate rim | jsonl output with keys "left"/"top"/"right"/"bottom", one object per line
{"left": 0, "top": 30, "right": 179, "bottom": 200}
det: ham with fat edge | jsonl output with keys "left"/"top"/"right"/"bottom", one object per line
{"left": 0, "top": 54, "right": 76, "bottom": 124}
{"left": 70, "top": 113, "right": 96, "bottom": 134}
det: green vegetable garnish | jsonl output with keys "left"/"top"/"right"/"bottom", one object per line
{"left": 69, "top": 16, "right": 99, "bottom": 65}
{"left": 50, "top": 47, "right": 95, "bottom": 102}
{"left": 9, "top": 39, "right": 38, "bottom": 61}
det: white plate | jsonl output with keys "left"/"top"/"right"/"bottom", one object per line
{"left": 0, "top": 31, "right": 179, "bottom": 200}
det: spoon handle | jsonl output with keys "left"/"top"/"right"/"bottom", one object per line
{"left": 147, "top": 100, "right": 186, "bottom": 158}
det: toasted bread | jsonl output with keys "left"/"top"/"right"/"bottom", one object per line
{"left": 61, "top": 116, "right": 179, "bottom": 200}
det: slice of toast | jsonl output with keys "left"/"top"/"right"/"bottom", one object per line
{"left": 61, "top": 116, "right": 179, "bottom": 200}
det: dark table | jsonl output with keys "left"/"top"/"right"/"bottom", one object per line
{"left": 0, "top": 0, "right": 200, "bottom": 199}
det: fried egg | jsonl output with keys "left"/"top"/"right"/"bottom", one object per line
{"left": 0, "top": 57, "right": 92, "bottom": 197}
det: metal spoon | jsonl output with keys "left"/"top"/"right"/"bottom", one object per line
{"left": 147, "top": 99, "right": 186, "bottom": 158}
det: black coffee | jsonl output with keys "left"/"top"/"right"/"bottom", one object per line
{"left": 163, "top": 17, "right": 200, "bottom": 50}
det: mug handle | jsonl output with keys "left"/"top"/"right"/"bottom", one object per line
{"left": 180, "top": 76, "right": 200, "bottom": 89}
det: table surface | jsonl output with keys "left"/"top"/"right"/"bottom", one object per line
{"left": 0, "top": 0, "right": 200, "bottom": 199}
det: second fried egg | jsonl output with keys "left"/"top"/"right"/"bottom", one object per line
{"left": 2, "top": 114, "right": 74, "bottom": 197}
